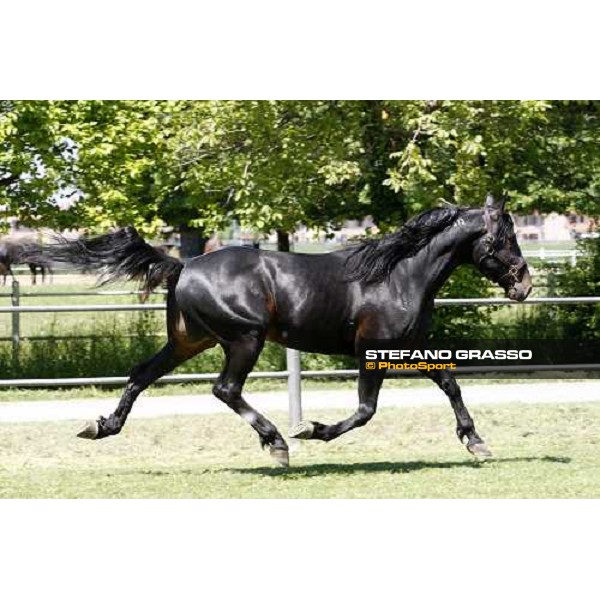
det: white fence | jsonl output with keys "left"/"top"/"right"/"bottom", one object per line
{"left": 1, "top": 284, "right": 599, "bottom": 431}
{"left": 0, "top": 280, "right": 599, "bottom": 384}
{"left": 522, "top": 248, "right": 581, "bottom": 265}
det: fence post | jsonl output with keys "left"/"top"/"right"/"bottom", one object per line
{"left": 286, "top": 348, "right": 302, "bottom": 450}
{"left": 11, "top": 279, "right": 20, "bottom": 365}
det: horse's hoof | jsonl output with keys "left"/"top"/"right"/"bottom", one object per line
{"left": 77, "top": 420, "right": 99, "bottom": 440}
{"left": 289, "top": 421, "right": 314, "bottom": 439}
{"left": 467, "top": 442, "right": 493, "bottom": 460}
{"left": 269, "top": 447, "right": 290, "bottom": 468}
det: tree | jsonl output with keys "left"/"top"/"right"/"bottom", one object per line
{"left": 57, "top": 100, "right": 174, "bottom": 234}
{"left": 1, "top": 100, "right": 599, "bottom": 240}
{"left": 0, "top": 100, "right": 76, "bottom": 230}
{"left": 383, "top": 100, "right": 600, "bottom": 217}
{"left": 164, "top": 100, "right": 366, "bottom": 248}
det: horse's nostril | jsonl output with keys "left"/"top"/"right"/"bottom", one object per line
{"left": 514, "top": 284, "right": 532, "bottom": 302}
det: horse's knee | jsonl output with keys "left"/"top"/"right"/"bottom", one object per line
{"left": 212, "top": 381, "right": 227, "bottom": 401}
{"left": 212, "top": 381, "right": 241, "bottom": 404}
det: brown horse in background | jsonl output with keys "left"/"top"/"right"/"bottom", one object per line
{"left": 0, "top": 238, "right": 53, "bottom": 285}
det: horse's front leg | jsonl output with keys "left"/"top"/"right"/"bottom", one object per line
{"left": 422, "top": 368, "right": 492, "bottom": 458}
{"left": 290, "top": 372, "right": 384, "bottom": 442}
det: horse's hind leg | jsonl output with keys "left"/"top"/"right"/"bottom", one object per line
{"left": 422, "top": 368, "right": 491, "bottom": 459}
{"left": 29, "top": 264, "right": 37, "bottom": 285}
{"left": 290, "top": 372, "right": 384, "bottom": 442}
{"left": 77, "top": 337, "right": 215, "bottom": 440}
{"left": 213, "top": 334, "right": 289, "bottom": 467}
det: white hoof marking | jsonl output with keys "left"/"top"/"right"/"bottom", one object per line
{"left": 269, "top": 447, "right": 290, "bottom": 468}
{"left": 467, "top": 442, "right": 493, "bottom": 460}
{"left": 289, "top": 421, "right": 315, "bottom": 440}
{"left": 77, "top": 420, "right": 99, "bottom": 440}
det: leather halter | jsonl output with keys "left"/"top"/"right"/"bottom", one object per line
{"left": 478, "top": 208, "right": 527, "bottom": 286}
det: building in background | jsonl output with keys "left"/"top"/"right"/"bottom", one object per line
{"left": 513, "top": 212, "right": 597, "bottom": 241}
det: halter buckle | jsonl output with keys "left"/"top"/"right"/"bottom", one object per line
{"left": 508, "top": 264, "right": 521, "bottom": 279}
{"left": 483, "top": 234, "right": 496, "bottom": 255}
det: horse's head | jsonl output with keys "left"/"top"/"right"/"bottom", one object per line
{"left": 471, "top": 194, "right": 532, "bottom": 301}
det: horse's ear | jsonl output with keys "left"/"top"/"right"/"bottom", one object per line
{"left": 485, "top": 193, "right": 506, "bottom": 212}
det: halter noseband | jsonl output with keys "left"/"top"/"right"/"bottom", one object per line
{"left": 478, "top": 208, "right": 527, "bottom": 286}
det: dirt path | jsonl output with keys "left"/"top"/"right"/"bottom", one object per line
{"left": 0, "top": 381, "right": 598, "bottom": 423}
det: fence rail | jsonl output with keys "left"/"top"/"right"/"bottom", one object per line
{"left": 0, "top": 281, "right": 599, "bottom": 391}
{"left": 522, "top": 248, "right": 584, "bottom": 266}
{"left": 0, "top": 290, "right": 166, "bottom": 298}
{"left": 1, "top": 296, "right": 599, "bottom": 313}
{"left": 0, "top": 303, "right": 165, "bottom": 313}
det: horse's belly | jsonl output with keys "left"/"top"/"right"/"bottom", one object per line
{"left": 267, "top": 320, "right": 356, "bottom": 356}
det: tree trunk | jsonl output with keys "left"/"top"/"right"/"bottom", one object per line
{"left": 179, "top": 226, "right": 208, "bottom": 259}
{"left": 362, "top": 100, "right": 407, "bottom": 223}
{"left": 276, "top": 230, "right": 291, "bottom": 252}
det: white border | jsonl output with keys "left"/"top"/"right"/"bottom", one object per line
{"left": 2, "top": 1, "right": 599, "bottom": 99}
{"left": 1, "top": 501, "right": 598, "bottom": 599}
{"left": 2, "top": 2, "right": 599, "bottom": 597}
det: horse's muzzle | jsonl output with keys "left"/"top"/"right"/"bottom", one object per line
{"left": 507, "top": 268, "right": 533, "bottom": 302}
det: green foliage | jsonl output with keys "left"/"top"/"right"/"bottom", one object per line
{"left": 162, "top": 100, "right": 366, "bottom": 233}
{"left": 556, "top": 238, "right": 600, "bottom": 298}
{"left": 512, "top": 238, "right": 600, "bottom": 339}
{"left": 0, "top": 100, "right": 75, "bottom": 229}
{"left": 0, "top": 313, "right": 161, "bottom": 379}
{"left": 301, "top": 352, "right": 356, "bottom": 371}
{"left": 4, "top": 100, "right": 599, "bottom": 236}
{"left": 430, "top": 265, "right": 499, "bottom": 339}
{"left": 0, "top": 309, "right": 350, "bottom": 378}
{"left": 384, "top": 100, "right": 600, "bottom": 217}
{"left": 58, "top": 100, "right": 174, "bottom": 234}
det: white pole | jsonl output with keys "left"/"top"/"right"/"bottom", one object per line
{"left": 286, "top": 348, "right": 302, "bottom": 450}
{"left": 11, "top": 279, "right": 20, "bottom": 365}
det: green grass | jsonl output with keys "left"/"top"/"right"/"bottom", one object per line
{"left": 1, "top": 402, "right": 598, "bottom": 498}
{"left": 0, "top": 278, "right": 164, "bottom": 339}
{"left": 0, "top": 277, "right": 356, "bottom": 378}
{"left": 0, "top": 377, "right": 590, "bottom": 403}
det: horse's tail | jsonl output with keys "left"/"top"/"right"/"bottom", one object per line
{"left": 22, "top": 227, "right": 183, "bottom": 292}
{"left": 13, "top": 242, "right": 54, "bottom": 269}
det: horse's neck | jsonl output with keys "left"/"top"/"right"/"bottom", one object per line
{"left": 398, "top": 221, "right": 475, "bottom": 299}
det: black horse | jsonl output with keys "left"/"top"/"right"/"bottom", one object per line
{"left": 28, "top": 195, "right": 531, "bottom": 467}
{"left": 0, "top": 239, "right": 53, "bottom": 285}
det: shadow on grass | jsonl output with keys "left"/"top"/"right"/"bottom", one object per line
{"left": 225, "top": 455, "right": 571, "bottom": 478}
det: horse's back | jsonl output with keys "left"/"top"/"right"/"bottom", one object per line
{"left": 174, "top": 246, "right": 356, "bottom": 350}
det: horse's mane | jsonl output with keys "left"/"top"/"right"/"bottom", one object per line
{"left": 344, "top": 207, "right": 462, "bottom": 284}
{"left": 495, "top": 212, "right": 515, "bottom": 245}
